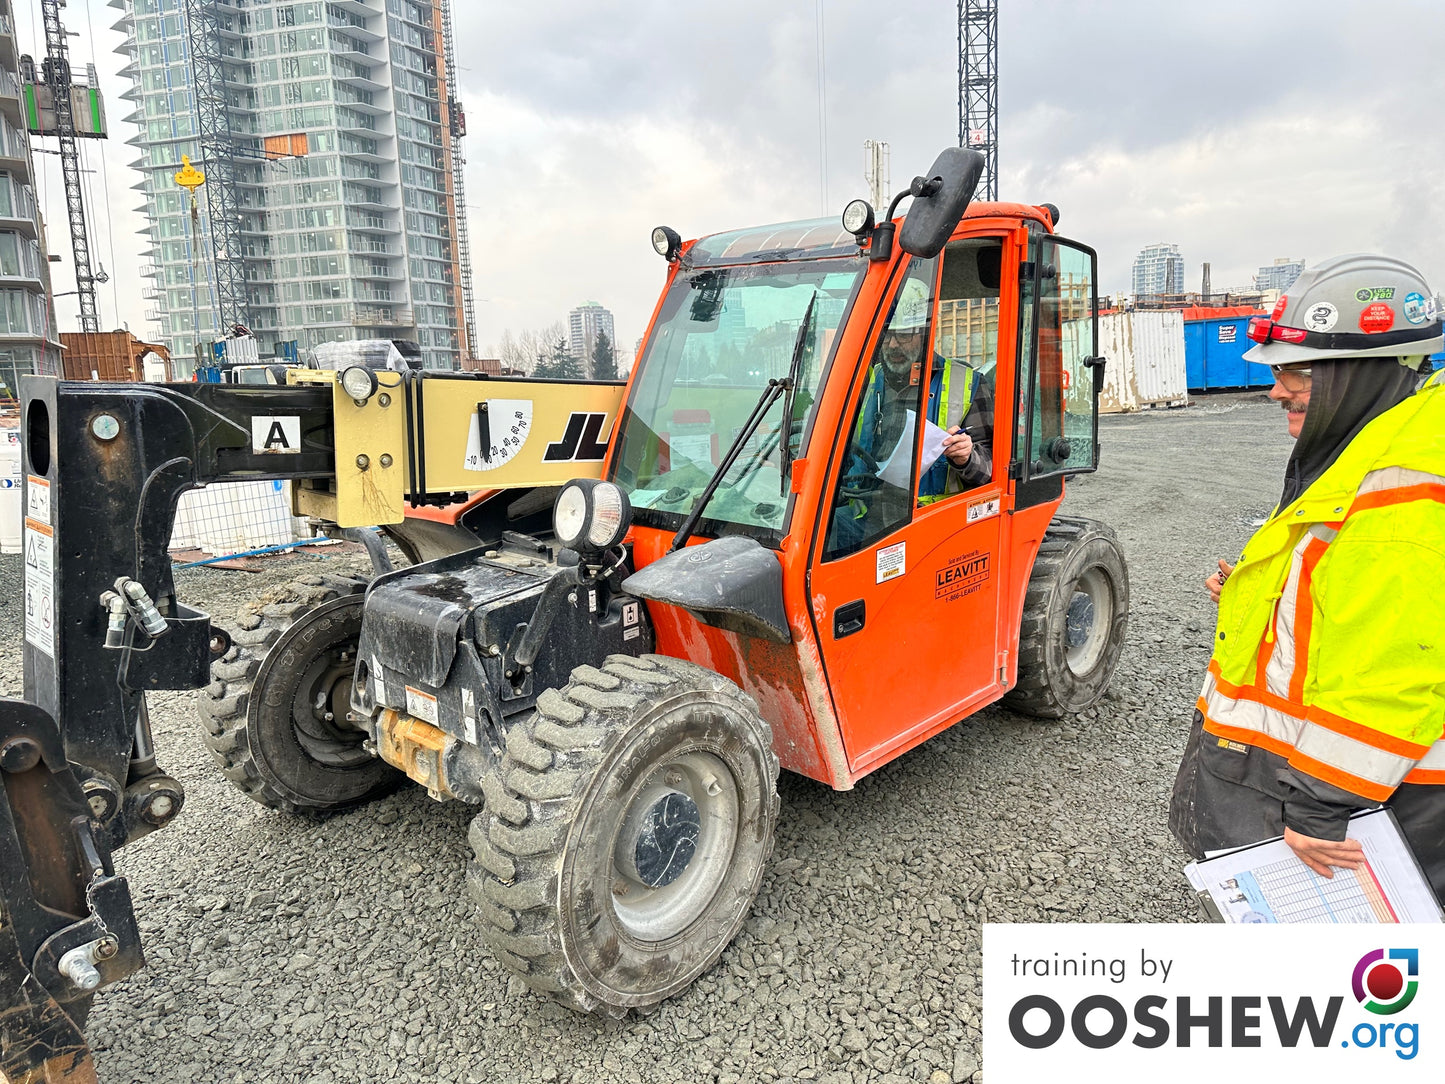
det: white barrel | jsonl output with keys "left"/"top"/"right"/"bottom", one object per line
{"left": 0, "top": 429, "right": 21, "bottom": 555}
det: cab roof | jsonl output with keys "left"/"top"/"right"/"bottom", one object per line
{"left": 682, "top": 202, "right": 1055, "bottom": 268}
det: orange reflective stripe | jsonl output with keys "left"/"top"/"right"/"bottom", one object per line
{"left": 1347, "top": 482, "right": 1445, "bottom": 518}
{"left": 1288, "top": 538, "right": 1328, "bottom": 704}
{"left": 1286, "top": 748, "right": 1396, "bottom": 803}
{"left": 1303, "top": 704, "right": 1432, "bottom": 760}
{"left": 1404, "top": 767, "right": 1445, "bottom": 785}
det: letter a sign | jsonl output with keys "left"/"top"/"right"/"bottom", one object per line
{"left": 252, "top": 416, "right": 302, "bottom": 454}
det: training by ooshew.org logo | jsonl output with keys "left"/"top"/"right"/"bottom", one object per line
{"left": 1354, "top": 948, "right": 1419, "bottom": 1015}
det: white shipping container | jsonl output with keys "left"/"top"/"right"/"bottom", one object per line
{"left": 0, "top": 430, "right": 21, "bottom": 555}
{"left": 1097, "top": 311, "right": 1189, "bottom": 413}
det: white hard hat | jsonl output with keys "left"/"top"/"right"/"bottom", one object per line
{"left": 1243, "top": 253, "right": 1443, "bottom": 369}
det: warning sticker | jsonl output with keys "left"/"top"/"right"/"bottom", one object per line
{"left": 1359, "top": 302, "right": 1395, "bottom": 334}
{"left": 622, "top": 601, "right": 640, "bottom": 627}
{"left": 876, "top": 541, "right": 906, "bottom": 584}
{"left": 934, "top": 549, "right": 991, "bottom": 602}
{"left": 24, "top": 518, "right": 54, "bottom": 657}
{"left": 25, "top": 475, "right": 50, "bottom": 526}
{"left": 966, "top": 495, "right": 1001, "bottom": 525}
{"left": 404, "top": 685, "right": 439, "bottom": 725}
{"left": 252, "top": 416, "right": 302, "bottom": 453}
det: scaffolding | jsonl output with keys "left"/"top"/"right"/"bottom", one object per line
{"left": 957, "top": 0, "right": 999, "bottom": 201}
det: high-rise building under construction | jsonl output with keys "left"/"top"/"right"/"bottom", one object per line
{"left": 111, "top": 0, "right": 471, "bottom": 370}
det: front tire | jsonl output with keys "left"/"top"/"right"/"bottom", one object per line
{"left": 468, "top": 654, "right": 780, "bottom": 1015}
{"left": 1004, "top": 516, "right": 1129, "bottom": 718}
{"left": 198, "top": 574, "right": 400, "bottom": 812}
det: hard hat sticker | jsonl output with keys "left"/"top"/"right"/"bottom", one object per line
{"left": 1302, "top": 302, "right": 1338, "bottom": 332}
{"left": 1359, "top": 302, "right": 1395, "bottom": 334}
{"left": 1403, "top": 291, "right": 1430, "bottom": 325}
{"left": 1355, "top": 286, "right": 1396, "bottom": 302}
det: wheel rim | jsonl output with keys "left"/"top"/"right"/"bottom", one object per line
{"left": 1064, "top": 566, "right": 1112, "bottom": 677}
{"left": 609, "top": 751, "right": 740, "bottom": 942}
{"left": 289, "top": 643, "right": 370, "bottom": 768}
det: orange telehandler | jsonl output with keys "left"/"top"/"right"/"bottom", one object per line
{"left": 2, "top": 148, "right": 1126, "bottom": 1079}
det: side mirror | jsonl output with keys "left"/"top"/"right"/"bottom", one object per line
{"left": 897, "top": 148, "right": 985, "bottom": 259}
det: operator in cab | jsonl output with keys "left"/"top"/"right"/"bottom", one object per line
{"left": 831, "top": 273, "right": 993, "bottom": 555}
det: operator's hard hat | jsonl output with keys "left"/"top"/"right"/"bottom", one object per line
{"left": 1244, "top": 254, "right": 1443, "bottom": 369}
{"left": 888, "top": 276, "right": 933, "bottom": 333}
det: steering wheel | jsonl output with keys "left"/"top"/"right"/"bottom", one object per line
{"left": 838, "top": 446, "right": 884, "bottom": 501}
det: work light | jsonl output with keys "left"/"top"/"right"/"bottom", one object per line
{"left": 339, "top": 364, "right": 378, "bottom": 402}
{"left": 842, "top": 199, "right": 875, "bottom": 236}
{"left": 553, "top": 478, "right": 632, "bottom": 557}
{"left": 651, "top": 226, "right": 682, "bottom": 261}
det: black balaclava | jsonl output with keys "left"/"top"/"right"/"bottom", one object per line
{"left": 1278, "top": 358, "right": 1420, "bottom": 509}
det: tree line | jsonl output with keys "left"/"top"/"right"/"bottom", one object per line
{"left": 486, "top": 322, "right": 618, "bottom": 381}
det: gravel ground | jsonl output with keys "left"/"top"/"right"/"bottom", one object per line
{"left": 0, "top": 391, "right": 1295, "bottom": 1084}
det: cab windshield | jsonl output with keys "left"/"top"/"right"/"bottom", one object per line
{"left": 611, "top": 256, "right": 865, "bottom": 545}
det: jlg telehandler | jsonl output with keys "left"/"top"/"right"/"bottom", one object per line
{"left": 2, "top": 148, "right": 1127, "bottom": 1080}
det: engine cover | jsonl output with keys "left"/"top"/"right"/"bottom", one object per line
{"left": 351, "top": 543, "right": 653, "bottom": 776}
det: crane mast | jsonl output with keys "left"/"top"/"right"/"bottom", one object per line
{"left": 38, "top": 0, "right": 102, "bottom": 331}
{"left": 957, "top": 0, "right": 999, "bottom": 201}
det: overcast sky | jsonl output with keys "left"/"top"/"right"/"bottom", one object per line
{"left": 27, "top": 0, "right": 1445, "bottom": 359}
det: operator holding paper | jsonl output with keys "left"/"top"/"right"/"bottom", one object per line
{"left": 1170, "top": 254, "right": 1445, "bottom": 900}
{"left": 855, "top": 279, "right": 993, "bottom": 495}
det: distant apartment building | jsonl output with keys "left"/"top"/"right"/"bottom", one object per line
{"left": 0, "top": 0, "right": 61, "bottom": 395}
{"left": 1254, "top": 257, "right": 1305, "bottom": 294}
{"left": 1131, "top": 243, "right": 1184, "bottom": 299}
{"left": 112, "top": 0, "right": 469, "bottom": 370}
{"left": 568, "top": 300, "right": 614, "bottom": 375}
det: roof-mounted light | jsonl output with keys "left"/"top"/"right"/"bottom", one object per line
{"left": 651, "top": 226, "right": 682, "bottom": 262}
{"left": 841, "top": 199, "right": 875, "bottom": 237}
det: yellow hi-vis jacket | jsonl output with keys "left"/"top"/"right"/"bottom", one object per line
{"left": 1199, "top": 370, "right": 1445, "bottom": 803}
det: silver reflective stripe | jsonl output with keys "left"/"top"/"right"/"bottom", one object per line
{"left": 1358, "top": 465, "right": 1445, "bottom": 496}
{"left": 1293, "top": 720, "right": 1417, "bottom": 790}
{"left": 1413, "top": 739, "right": 1445, "bottom": 772}
{"left": 1261, "top": 524, "right": 1336, "bottom": 702}
{"left": 1200, "top": 671, "right": 1303, "bottom": 747}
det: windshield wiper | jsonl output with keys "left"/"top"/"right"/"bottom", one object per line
{"left": 668, "top": 294, "right": 816, "bottom": 552}
{"left": 777, "top": 291, "right": 817, "bottom": 495}
{"left": 669, "top": 376, "right": 790, "bottom": 552}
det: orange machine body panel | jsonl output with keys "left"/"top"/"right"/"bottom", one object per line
{"left": 612, "top": 202, "right": 1074, "bottom": 790}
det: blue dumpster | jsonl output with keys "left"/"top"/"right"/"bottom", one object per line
{"left": 1185, "top": 313, "right": 1272, "bottom": 390}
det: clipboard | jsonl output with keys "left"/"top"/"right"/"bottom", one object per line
{"left": 1183, "top": 808, "right": 1443, "bottom": 924}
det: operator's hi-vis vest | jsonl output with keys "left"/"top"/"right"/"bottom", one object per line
{"left": 1200, "top": 369, "right": 1445, "bottom": 802}
{"left": 854, "top": 359, "right": 978, "bottom": 512}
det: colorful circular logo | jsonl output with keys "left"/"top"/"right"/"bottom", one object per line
{"left": 1352, "top": 949, "right": 1419, "bottom": 1015}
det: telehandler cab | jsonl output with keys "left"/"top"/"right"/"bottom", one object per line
{"left": 2, "top": 147, "right": 1127, "bottom": 1079}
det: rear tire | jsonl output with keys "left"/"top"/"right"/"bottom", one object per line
{"left": 468, "top": 654, "right": 780, "bottom": 1015}
{"left": 1004, "top": 516, "right": 1129, "bottom": 719}
{"left": 198, "top": 574, "right": 400, "bottom": 812}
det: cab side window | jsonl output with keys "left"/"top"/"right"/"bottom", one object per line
{"left": 919, "top": 239, "right": 1003, "bottom": 505}
{"left": 823, "top": 258, "right": 936, "bottom": 561}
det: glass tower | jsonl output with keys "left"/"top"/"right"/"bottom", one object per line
{"left": 111, "top": 0, "right": 467, "bottom": 371}
{"left": 0, "top": 0, "right": 62, "bottom": 395}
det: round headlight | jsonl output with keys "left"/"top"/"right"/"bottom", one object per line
{"left": 339, "top": 364, "right": 378, "bottom": 401}
{"left": 842, "top": 199, "right": 875, "bottom": 236}
{"left": 553, "top": 484, "right": 589, "bottom": 549}
{"left": 586, "top": 482, "right": 631, "bottom": 549}
{"left": 651, "top": 225, "right": 681, "bottom": 260}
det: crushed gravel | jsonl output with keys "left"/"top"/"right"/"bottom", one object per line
{"left": 0, "top": 391, "right": 1296, "bottom": 1084}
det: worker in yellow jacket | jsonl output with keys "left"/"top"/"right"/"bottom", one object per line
{"left": 1170, "top": 253, "right": 1445, "bottom": 900}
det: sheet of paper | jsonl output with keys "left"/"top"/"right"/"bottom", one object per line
{"left": 876, "top": 411, "right": 952, "bottom": 490}
{"left": 1183, "top": 809, "right": 1443, "bottom": 924}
